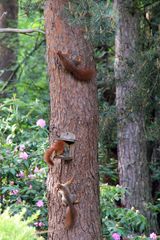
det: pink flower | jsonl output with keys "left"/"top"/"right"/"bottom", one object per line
{"left": 28, "top": 174, "right": 35, "bottom": 179}
{"left": 112, "top": 233, "right": 121, "bottom": 240}
{"left": 19, "top": 144, "right": 25, "bottom": 151}
{"left": 36, "top": 119, "right": 46, "bottom": 128}
{"left": 34, "top": 166, "right": 40, "bottom": 173}
{"left": 34, "top": 221, "right": 45, "bottom": 227}
{"left": 29, "top": 184, "right": 32, "bottom": 189}
{"left": 38, "top": 222, "right": 45, "bottom": 227}
{"left": 10, "top": 189, "right": 19, "bottom": 195}
{"left": 36, "top": 200, "right": 44, "bottom": 208}
{"left": 34, "top": 222, "right": 39, "bottom": 227}
{"left": 19, "top": 151, "right": 28, "bottom": 160}
{"left": 16, "top": 171, "right": 25, "bottom": 178}
{"left": 150, "top": 233, "right": 157, "bottom": 240}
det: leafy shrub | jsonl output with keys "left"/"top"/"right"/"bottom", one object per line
{"left": 0, "top": 208, "right": 44, "bottom": 240}
{"left": 0, "top": 96, "right": 48, "bottom": 231}
{"left": 100, "top": 184, "right": 147, "bottom": 239}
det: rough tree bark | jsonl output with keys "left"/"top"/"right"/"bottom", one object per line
{"left": 114, "top": 0, "right": 157, "bottom": 231}
{"left": 44, "top": 0, "right": 101, "bottom": 239}
{"left": 0, "top": 0, "right": 18, "bottom": 86}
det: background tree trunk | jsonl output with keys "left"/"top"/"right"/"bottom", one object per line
{"left": 147, "top": 2, "right": 160, "bottom": 230}
{"left": 114, "top": 0, "right": 157, "bottom": 231}
{"left": 0, "top": 0, "right": 18, "bottom": 88}
{"left": 44, "top": 0, "right": 101, "bottom": 239}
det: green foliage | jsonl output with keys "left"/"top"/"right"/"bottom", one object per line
{"left": 17, "top": 4, "right": 46, "bottom": 102}
{"left": 0, "top": 208, "right": 44, "bottom": 240}
{"left": 100, "top": 184, "right": 148, "bottom": 239}
{"left": 19, "top": 0, "right": 45, "bottom": 16}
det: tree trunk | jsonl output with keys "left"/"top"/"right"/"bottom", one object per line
{"left": 0, "top": 0, "right": 18, "bottom": 87}
{"left": 114, "top": 0, "right": 157, "bottom": 231}
{"left": 44, "top": 1, "right": 101, "bottom": 239}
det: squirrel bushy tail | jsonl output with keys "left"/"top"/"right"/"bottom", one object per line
{"left": 65, "top": 204, "right": 76, "bottom": 229}
{"left": 57, "top": 51, "right": 96, "bottom": 82}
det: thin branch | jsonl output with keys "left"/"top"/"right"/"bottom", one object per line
{"left": 0, "top": 28, "right": 45, "bottom": 35}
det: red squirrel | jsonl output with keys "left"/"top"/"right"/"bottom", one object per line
{"left": 56, "top": 177, "right": 78, "bottom": 229}
{"left": 57, "top": 51, "right": 96, "bottom": 81}
{"left": 44, "top": 140, "right": 65, "bottom": 166}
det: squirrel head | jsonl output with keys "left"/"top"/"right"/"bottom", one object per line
{"left": 56, "top": 183, "right": 63, "bottom": 191}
